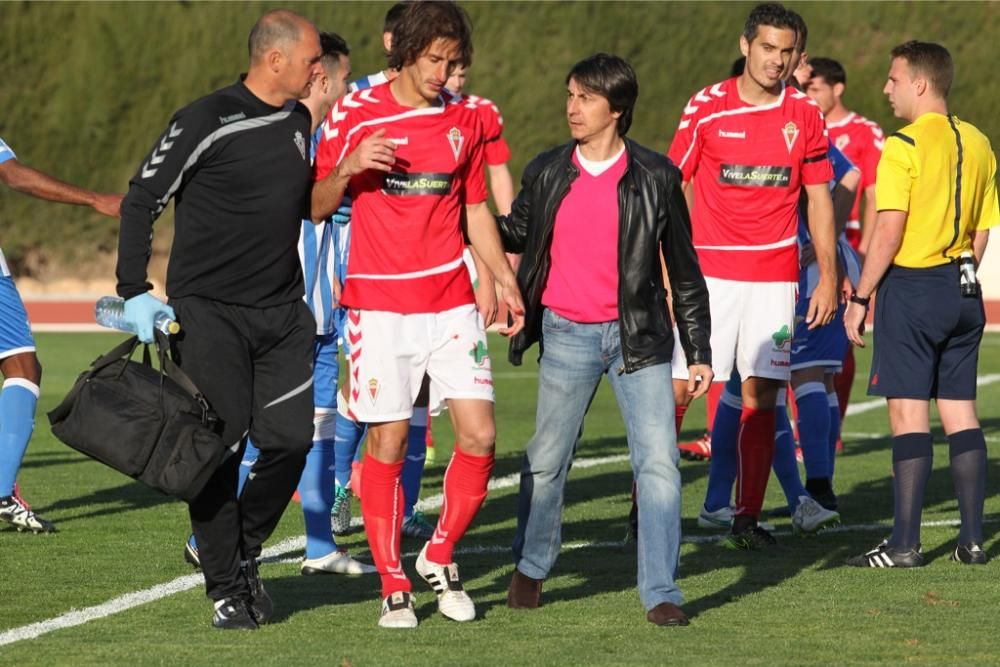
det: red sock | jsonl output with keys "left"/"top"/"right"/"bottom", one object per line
{"left": 835, "top": 346, "right": 855, "bottom": 423}
{"left": 705, "top": 383, "right": 724, "bottom": 432}
{"left": 360, "top": 456, "right": 410, "bottom": 597}
{"left": 734, "top": 406, "right": 776, "bottom": 519}
{"left": 674, "top": 403, "right": 688, "bottom": 438}
{"left": 425, "top": 447, "right": 495, "bottom": 564}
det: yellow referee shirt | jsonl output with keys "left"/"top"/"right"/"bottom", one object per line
{"left": 875, "top": 112, "right": 999, "bottom": 268}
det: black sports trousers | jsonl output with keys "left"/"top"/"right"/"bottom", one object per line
{"left": 170, "top": 295, "right": 315, "bottom": 601}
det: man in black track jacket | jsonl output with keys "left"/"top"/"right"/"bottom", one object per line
{"left": 116, "top": 9, "right": 324, "bottom": 631}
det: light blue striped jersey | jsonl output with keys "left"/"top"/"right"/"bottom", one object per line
{"left": 298, "top": 126, "right": 337, "bottom": 334}
{"left": 0, "top": 137, "right": 15, "bottom": 277}
{"left": 350, "top": 71, "right": 390, "bottom": 92}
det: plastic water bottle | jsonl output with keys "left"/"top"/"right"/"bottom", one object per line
{"left": 94, "top": 296, "right": 180, "bottom": 335}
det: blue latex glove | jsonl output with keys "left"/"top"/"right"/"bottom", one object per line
{"left": 330, "top": 195, "right": 352, "bottom": 225}
{"left": 123, "top": 293, "right": 176, "bottom": 344}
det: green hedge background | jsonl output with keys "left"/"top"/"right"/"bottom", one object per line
{"left": 1, "top": 1, "right": 996, "bottom": 278}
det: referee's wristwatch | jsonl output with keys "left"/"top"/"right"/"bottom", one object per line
{"left": 849, "top": 291, "right": 871, "bottom": 308}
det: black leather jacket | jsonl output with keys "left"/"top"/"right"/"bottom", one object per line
{"left": 497, "top": 138, "right": 711, "bottom": 374}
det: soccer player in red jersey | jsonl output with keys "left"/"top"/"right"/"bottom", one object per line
{"left": 311, "top": 1, "right": 524, "bottom": 628}
{"left": 667, "top": 2, "right": 837, "bottom": 549}
{"left": 805, "top": 57, "right": 885, "bottom": 440}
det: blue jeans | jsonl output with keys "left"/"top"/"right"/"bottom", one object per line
{"left": 512, "top": 309, "right": 684, "bottom": 609}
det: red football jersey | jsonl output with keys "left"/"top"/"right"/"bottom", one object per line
{"left": 460, "top": 94, "right": 511, "bottom": 166}
{"left": 315, "top": 83, "right": 487, "bottom": 313}
{"left": 668, "top": 78, "right": 832, "bottom": 282}
{"left": 826, "top": 111, "right": 884, "bottom": 250}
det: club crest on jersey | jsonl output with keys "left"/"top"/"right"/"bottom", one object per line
{"left": 447, "top": 127, "right": 464, "bottom": 161}
{"left": 367, "top": 378, "right": 380, "bottom": 404}
{"left": 294, "top": 130, "right": 306, "bottom": 160}
{"left": 835, "top": 134, "right": 851, "bottom": 151}
{"left": 781, "top": 122, "right": 800, "bottom": 153}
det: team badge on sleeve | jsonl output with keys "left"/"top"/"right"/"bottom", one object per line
{"left": 447, "top": 127, "right": 464, "bottom": 161}
{"left": 781, "top": 122, "right": 799, "bottom": 153}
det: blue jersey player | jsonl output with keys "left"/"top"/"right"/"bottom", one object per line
{"left": 0, "top": 137, "right": 123, "bottom": 533}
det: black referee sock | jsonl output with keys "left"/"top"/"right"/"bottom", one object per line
{"left": 888, "top": 432, "right": 934, "bottom": 551}
{"left": 948, "top": 428, "right": 987, "bottom": 546}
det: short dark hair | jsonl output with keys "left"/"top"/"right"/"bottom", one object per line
{"left": 809, "top": 57, "right": 846, "bottom": 86}
{"left": 384, "top": 3, "right": 407, "bottom": 34}
{"left": 891, "top": 40, "right": 954, "bottom": 98}
{"left": 248, "top": 9, "right": 304, "bottom": 63}
{"left": 566, "top": 53, "right": 639, "bottom": 136}
{"left": 320, "top": 32, "right": 349, "bottom": 59}
{"left": 742, "top": 3, "right": 797, "bottom": 45}
{"left": 387, "top": 1, "right": 473, "bottom": 71}
{"left": 319, "top": 32, "right": 349, "bottom": 74}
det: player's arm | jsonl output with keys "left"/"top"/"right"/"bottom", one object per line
{"left": 311, "top": 128, "right": 396, "bottom": 221}
{"left": 803, "top": 182, "right": 838, "bottom": 329}
{"left": 466, "top": 201, "right": 524, "bottom": 336}
{"left": 832, "top": 168, "right": 860, "bottom": 237}
{"left": 486, "top": 163, "right": 514, "bottom": 215}
{"left": 117, "top": 109, "right": 217, "bottom": 340}
{"left": 467, "top": 245, "right": 498, "bottom": 327}
{"left": 0, "top": 159, "right": 123, "bottom": 217}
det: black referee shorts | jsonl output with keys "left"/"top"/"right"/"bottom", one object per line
{"left": 869, "top": 263, "right": 985, "bottom": 401}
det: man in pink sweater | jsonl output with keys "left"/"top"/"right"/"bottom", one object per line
{"left": 497, "top": 53, "right": 713, "bottom": 627}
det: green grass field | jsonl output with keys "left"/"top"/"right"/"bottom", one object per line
{"left": 2, "top": 1, "right": 998, "bottom": 277}
{"left": 1, "top": 332, "right": 999, "bottom": 665}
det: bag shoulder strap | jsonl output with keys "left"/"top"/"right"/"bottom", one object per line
{"left": 153, "top": 330, "right": 211, "bottom": 407}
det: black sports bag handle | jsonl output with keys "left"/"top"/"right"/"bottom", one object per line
{"left": 48, "top": 332, "right": 213, "bottom": 426}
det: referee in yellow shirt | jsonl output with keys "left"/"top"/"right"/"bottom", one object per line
{"left": 844, "top": 41, "right": 999, "bottom": 568}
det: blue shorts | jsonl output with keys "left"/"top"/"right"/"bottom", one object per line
{"left": 790, "top": 299, "right": 848, "bottom": 372}
{"left": 0, "top": 276, "right": 35, "bottom": 360}
{"left": 312, "top": 333, "right": 339, "bottom": 409}
{"left": 869, "top": 264, "right": 985, "bottom": 400}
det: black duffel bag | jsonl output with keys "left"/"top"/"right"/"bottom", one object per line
{"left": 47, "top": 331, "right": 227, "bottom": 502}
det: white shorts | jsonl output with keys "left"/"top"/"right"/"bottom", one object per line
{"left": 672, "top": 277, "right": 796, "bottom": 383}
{"left": 346, "top": 303, "right": 494, "bottom": 422}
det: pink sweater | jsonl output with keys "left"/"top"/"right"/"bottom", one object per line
{"left": 542, "top": 147, "right": 627, "bottom": 323}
